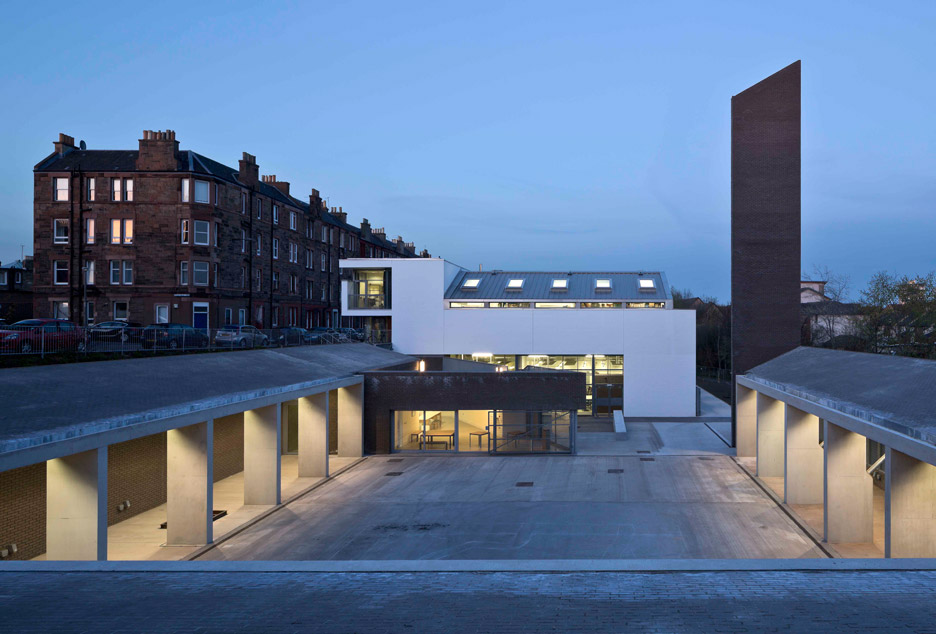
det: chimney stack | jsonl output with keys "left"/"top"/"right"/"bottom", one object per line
{"left": 238, "top": 152, "right": 259, "bottom": 186}
{"left": 136, "top": 130, "right": 179, "bottom": 171}
{"left": 53, "top": 133, "right": 76, "bottom": 158}
{"left": 261, "top": 174, "right": 290, "bottom": 196}
{"left": 360, "top": 218, "right": 372, "bottom": 238}
{"left": 420, "top": 249, "right": 431, "bottom": 258}
{"left": 333, "top": 206, "right": 348, "bottom": 223}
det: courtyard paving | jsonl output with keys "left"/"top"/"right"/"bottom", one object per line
{"left": 198, "top": 449, "right": 824, "bottom": 561}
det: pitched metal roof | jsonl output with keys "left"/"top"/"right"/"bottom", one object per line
{"left": 745, "top": 347, "right": 936, "bottom": 446}
{"left": 444, "top": 271, "right": 670, "bottom": 301}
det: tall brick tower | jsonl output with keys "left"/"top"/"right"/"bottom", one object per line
{"left": 730, "top": 61, "right": 802, "bottom": 445}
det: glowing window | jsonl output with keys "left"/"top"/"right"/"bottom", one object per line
{"left": 595, "top": 279, "right": 612, "bottom": 290}
{"left": 462, "top": 278, "right": 481, "bottom": 289}
{"left": 450, "top": 302, "right": 485, "bottom": 309}
{"left": 638, "top": 279, "right": 655, "bottom": 290}
{"left": 506, "top": 279, "right": 524, "bottom": 290}
{"left": 551, "top": 279, "right": 568, "bottom": 290}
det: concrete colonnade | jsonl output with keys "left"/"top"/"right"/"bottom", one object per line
{"left": 42, "top": 380, "right": 363, "bottom": 560}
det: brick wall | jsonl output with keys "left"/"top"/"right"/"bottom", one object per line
{"left": 107, "top": 432, "right": 167, "bottom": 526}
{"left": 0, "top": 463, "right": 45, "bottom": 561}
{"left": 213, "top": 414, "right": 244, "bottom": 482}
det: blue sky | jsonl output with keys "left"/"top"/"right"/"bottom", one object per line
{"left": 2, "top": 0, "right": 934, "bottom": 301}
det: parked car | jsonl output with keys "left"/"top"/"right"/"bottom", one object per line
{"left": 0, "top": 319, "right": 86, "bottom": 353}
{"left": 89, "top": 320, "right": 143, "bottom": 343}
{"left": 141, "top": 323, "right": 210, "bottom": 350}
{"left": 213, "top": 325, "right": 269, "bottom": 349}
{"left": 311, "top": 327, "right": 349, "bottom": 343}
{"left": 337, "top": 327, "right": 366, "bottom": 342}
{"left": 273, "top": 327, "right": 320, "bottom": 347}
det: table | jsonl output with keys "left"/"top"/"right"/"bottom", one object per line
{"left": 422, "top": 429, "right": 455, "bottom": 450}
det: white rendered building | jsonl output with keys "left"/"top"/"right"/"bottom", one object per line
{"left": 340, "top": 257, "right": 696, "bottom": 417}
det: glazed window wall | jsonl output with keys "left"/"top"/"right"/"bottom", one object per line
{"left": 448, "top": 354, "right": 624, "bottom": 416}
{"left": 392, "top": 409, "right": 573, "bottom": 454}
{"left": 350, "top": 269, "right": 389, "bottom": 309}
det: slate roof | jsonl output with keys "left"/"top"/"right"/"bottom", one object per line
{"left": 744, "top": 347, "right": 936, "bottom": 447}
{"left": 444, "top": 271, "right": 670, "bottom": 301}
{"left": 35, "top": 148, "right": 416, "bottom": 252}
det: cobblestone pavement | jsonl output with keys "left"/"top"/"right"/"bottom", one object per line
{"left": 2, "top": 570, "right": 936, "bottom": 633}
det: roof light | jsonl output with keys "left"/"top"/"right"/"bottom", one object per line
{"left": 638, "top": 279, "right": 655, "bottom": 290}
{"left": 551, "top": 279, "right": 568, "bottom": 290}
{"left": 595, "top": 279, "right": 612, "bottom": 290}
{"left": 506, "top": 279, "right": 524, "bottom": 290}
{"left": 462, "top": 278, "right": 481, "bottom": 289}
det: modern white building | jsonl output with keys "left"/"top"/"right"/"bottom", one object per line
{"left": 340, "top": 257, "right": 696, "bottom": 417}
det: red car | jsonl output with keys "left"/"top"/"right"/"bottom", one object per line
{"left": 0, "top": 319, "right": 87, "bottom": 354}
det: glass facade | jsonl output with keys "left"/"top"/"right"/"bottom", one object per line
{"left": 392, "top": 409, "right": 573, "bottom": 454}
{"left": 349, "top": 269, "right": 389, "bottom": 309}
{"left": 449, "top": 354, "right": 624, "bottom": 416}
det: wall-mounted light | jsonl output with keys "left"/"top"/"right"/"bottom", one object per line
{"left": 418, "top": 360, "right": 426, "bottom": 372}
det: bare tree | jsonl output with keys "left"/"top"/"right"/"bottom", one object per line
{"left": 807, "top": 264, "right": 854, "bottom": 347}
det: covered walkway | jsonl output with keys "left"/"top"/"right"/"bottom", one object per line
{"left": 736, "top": 347, "right": 936, "bottom": 559}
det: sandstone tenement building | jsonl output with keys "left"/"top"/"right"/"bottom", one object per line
{"left": 32, "top": 130, "right": 428, "bottom": 330}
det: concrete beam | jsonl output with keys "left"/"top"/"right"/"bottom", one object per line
{"left": 337, "top": 384, "right": 363, "bottom": 458}
{"left": 736, "top": 384, "right": 756, "bottom": 458}
{"left": 824, "top": 421, "right": 873, "bottom": 544}
{"left": 784, "top": 406, "right": 823, "bottom": 505}
{"left": 298, "top": 394, "right": 328, "bottom": 477}
{"left": 166, "top": 421, "right": 213, "bottom": 546}
{"left": 756, "top": 392, "right": 784, "bottom": 478}
{"left": 243, "top": 405, "right": 281, "bottom": 505}
{"left": 886, "top": 447, "right": 936, "bottom": 558}
{"left": 46, "top": 448, "right": 107, "bottom": 561}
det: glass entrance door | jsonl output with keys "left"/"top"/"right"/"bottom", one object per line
{"left": 393, "top": 410, "right": 456, "bottom": 452}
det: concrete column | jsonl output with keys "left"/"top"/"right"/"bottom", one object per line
{"left": 166, "top": 420, "right": 213, "bottom": 546}
{"left": 298, "top": 392, "right": 329, "bottom": 477}
{"left": 244, "top": 404, "right": 281, "bottom": 505}
{"left": 736, "top": 384, "right": 757, "bottom": 457}
{"left": 885, "top": 447, "right": 936, "bottom": 558}
{"left": 46, "top": 448, "right": 107, "bottom": 561}
{"left": 756, "top": 393, "right": 784, "bottom": 478}
{"left": 824, "top": 421, "right": 873, "bottom": 543}
{"left": 784, "top": 405, "right": 823, "bottom": 504}
{"left": 337, "top": 383, "right": 364, "bottom": 458}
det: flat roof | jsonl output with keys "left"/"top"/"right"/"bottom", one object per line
{"left": 743, "top": 347, "right": 936, "bottom": 447}
{"left": 0, "top": 344, "right": 413, "bottom": 463}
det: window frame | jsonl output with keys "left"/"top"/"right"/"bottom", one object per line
{"left": 53, "top": 177, "right": 69, "bottom": 202}
{"left": 85, "top": 218, "right": 95, "bottom": 244}
{"left": 179, "top": 261, "right": 189, "bottom": 286}
{"left": 194, "top": 180, "right": 210, "bottom": 204}
{"left": 181, "top": 178, "right": 190, "bottom": 203}
{"left": 192, "top": 261, "right": 209, "bottom": 287}
{"left": 87, "top": 177, "right": 95, "bottom": 202}
{"left": 122, "top": 260, "right": 133, "bottom": 285}
{"left": 53, "top": 260, "right": 68, "bottom": 285}
{"left": 193, "top": 220, "right": 210, "bottom": 246}
{"left": 111, "top": 178, "right": 122, "bottom": 202}
{"left": 53, "top": 219, "right": 69, "bottom": 244}
{"left": 110, "top": 261, "right": 121, "bottom": 285}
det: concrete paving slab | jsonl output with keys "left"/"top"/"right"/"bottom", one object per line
{"left": 577, "top": 422, "right": 733, "bottom": 456}
{"left": 195, "top": 454, "right": 823, "bottom": 561}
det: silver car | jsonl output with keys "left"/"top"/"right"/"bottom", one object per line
{"left": 213, "top": 325, "right": 269, "bottom": 349}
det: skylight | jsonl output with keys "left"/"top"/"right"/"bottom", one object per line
{"left": 462, "top": 278, "right": 481, "bottom": 289}
{"left": 595, "top": 279, "right": 612, "bottom": 290}
{"left": 638, "top": 279, "right": 655, "bottom": 290}
{"left": 551, "top": 279, "right": 568, "bottom": 290}
{"left": 506, "top": 279, "right": 524, "bottom": 290}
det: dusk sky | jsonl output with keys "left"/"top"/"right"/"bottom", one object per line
{"left": 2, "top": 1, "right": 934, "bottom": 302}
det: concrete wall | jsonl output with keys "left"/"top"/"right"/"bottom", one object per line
{"left": 363, "top": 371, "right": 586, "bottom": 454}
{"left": 0, "top": 462, "right": 45, "bottom": 561}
